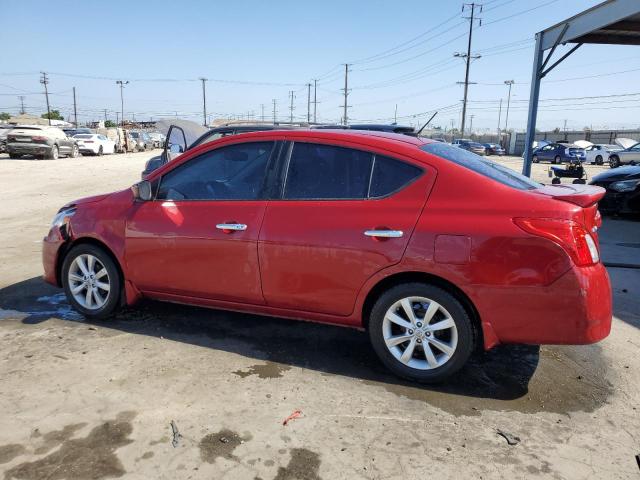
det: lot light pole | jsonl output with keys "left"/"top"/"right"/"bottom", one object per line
{"left": 503, "top": 80, "right": 514, "bottom": 134}
{"left": 288, "top": 91, "right": 295, "bottom": 123}
{"left": 116, "top": 80, "right": 129, "bottom": 127}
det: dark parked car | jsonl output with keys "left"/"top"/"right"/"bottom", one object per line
{"left": 129, "top": 131, "right": 155, "bottom": 151}
{"left": 532, "top": 143, "right": 585, "bottom": 164}
{"left": 63, "top": 128, "right": 93, "bottom": 138}
{"left": 7, "top": 125, "right": 79, "bottom": 159}
{"left": 590, "top": 165, "right": 640, "bottom": 215}
{"left": 452, "top": 140, "right": 485, "bottom": 155}
{"left": 313, "top": 124, "right": 417, "bottom": 136}
{"left": 483, "top": 143, "right": 505, "bottom": 156}
{"left": 0, "top": 125, "right": 12, "bottom": 153}
{"left": 142, "top": 123, "right": 298, "bottom": 177}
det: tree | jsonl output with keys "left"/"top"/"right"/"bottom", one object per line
{"left": 41, "top": 110, "right": 64, "bottom": 121}
{"left": 104, "top": 120, "right": 117, "bottom": 128}
{"left": 0, "top": 112, "right": 10, "bottom": 121}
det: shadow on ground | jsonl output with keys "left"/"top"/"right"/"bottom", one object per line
{"left": 0, "top": 277, "right": 612, "bottom": 416}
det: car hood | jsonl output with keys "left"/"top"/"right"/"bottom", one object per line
{"left": 63, "top": 192, "right": 112, "bottom": 209}
{"left": 614, "top": 137, "right": 638, "bottom": 149}
{"left": 573, "top": 140, "right": 592, "bottom": 148}
{"left": 591, "top": 165, "right": 640, "bottom": 183}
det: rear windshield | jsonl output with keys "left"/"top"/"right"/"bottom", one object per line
{"left": 421, "top": 143, "right": 541, "bottom": 190}
{"left": 74, "top": 134, "right": 94, "bottom": 139}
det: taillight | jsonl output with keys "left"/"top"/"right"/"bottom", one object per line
{"left": 32, "top": 136, "right": 47, "bottom": 142}
{"left": 514, "top": 218, "right": 600, "bottom": 266}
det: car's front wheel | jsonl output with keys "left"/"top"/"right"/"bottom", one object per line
{"left": 595, "top": 155, "right": 603, "bottom": 165}
{"left": 62, "top": 244, "right": 121, "bottom": 319}
{"left": 554, "top": 155, "right": 561, "bottom": 164}
{"left": 97, "top": 146, "right": 103, "bottom": 156}
{"left": 49, "top": 145, "right": 59, "bottom": 160}
{"left": 609, "top": 155, "right": 620, "bottom": 168}
{"left": 532, "top": 155, "right": 538, "bottom": 163}
{"left": 368, "top": 283, "right": 475, "bottom": 383}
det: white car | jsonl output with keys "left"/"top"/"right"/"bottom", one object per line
{"left": 584, "top": 144, "right": 623, "bottom": 165}
{"left": 73, "top": 134, "right": 116, "bottom": 156}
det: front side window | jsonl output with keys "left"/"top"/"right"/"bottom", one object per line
{"left": 157, "top": 141, "right": 274, "bottom": 201}
{"left": 284, "top": 143, "right": 373, "bottom": 199}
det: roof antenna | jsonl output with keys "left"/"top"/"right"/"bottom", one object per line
{"left": 416, "top": 111, "right": 438, "bottom": 136}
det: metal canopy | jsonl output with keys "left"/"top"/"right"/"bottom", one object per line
{"left": 521, "top": 0, "right": 640, "bottom": 177}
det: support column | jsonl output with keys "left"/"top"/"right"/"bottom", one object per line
{"left": 522, "top": 32, "right": 544, "bottom": 177}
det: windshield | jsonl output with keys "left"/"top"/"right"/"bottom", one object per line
{"left": 130, "top": 132, "right": 139, "bottom": 138}
{"left": 421, "top": 142, "right": 541, "bottom": 191}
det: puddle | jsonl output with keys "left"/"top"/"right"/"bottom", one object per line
{"left": 232, "top": 362, "right": 291, "bottom": 379}
{"left": 4, "top": 412, "right": 135, "bottom": 480}
{"left": 199, "top": 429, "right": 252, "bottom": 463}
{"left": 0, "top": 444, "right": 26, "bottom": 464}
{"left": 274, "top": 448, "right": 321, "bottom": 480}
{"left": 33, "top": 423, "right": 87, "bottom": 454}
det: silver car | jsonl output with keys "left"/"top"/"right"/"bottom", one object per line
{"left": 609, "top": 142, "right": 640, "bottom": 168}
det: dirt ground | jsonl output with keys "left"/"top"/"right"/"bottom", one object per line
{"left": 0, "top": 150, "right": 639, "bottom": 480}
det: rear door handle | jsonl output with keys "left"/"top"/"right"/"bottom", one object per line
{"left": 216, "top": 223, "right": 247, "bottom": 231}
{"left": 364, "top": 230, "right": 403, "bottom": 238}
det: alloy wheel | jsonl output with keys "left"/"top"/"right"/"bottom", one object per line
{"left": 382, "top": 296, "right": 458, "bottom": 370}
{"left": 67, "top": 253, "right": 111, "bottom": 310}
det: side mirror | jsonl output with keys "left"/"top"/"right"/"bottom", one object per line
{"left": 169, "top": 143, "right": 184, "bottom": 154}
{"left": 132, "top": 180, "right": 152, "bottom": 201}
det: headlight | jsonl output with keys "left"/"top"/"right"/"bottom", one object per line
{"left": 52, "top": 207, "right": 76, "bottom": 228}
{"left": 610, "top": 179, "right": 640, "bottom": 192}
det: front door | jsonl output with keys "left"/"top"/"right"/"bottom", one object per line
{"left": 259, "top": 141, "right": 432, "bottom": 316}
{"left": 125, "top": 140, "right": 277, "bottom": 304}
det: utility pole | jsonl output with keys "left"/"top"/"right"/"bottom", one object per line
{"left": 72, "top": 87, "right": 78, "bottom": 127}
{"left": 469, "top": 114, "right": 475, "bottom": 134}
{"left": 288, "top": 90, "right": 295, "bottom": 123}
{"left": 199, "top": 77, "right": 208, "bottom": 126}
{"left": 497, "top": 97, "right": 502, "bottom": 141}
{"left": 116, "top": 111, "right": 119, "bottom": 126}
{"left": 40, "top": 72, "right": 51, "bottom": 125}
{"left": 103, "top": 109, "right": 108, "bottom": 123}
{"left": 18, "top": 96, "right": 25, "bottom": 114}
{"left": 341, "top": 64, "right": 351, "bottom": 126}
{"left": 116, "top": 80, "right": 129, "bottom": 127}
{"left": 455, "top": 3, "right": 482, "bottom": 137}
{"left": 394, "top": 104, "right": 398, "bottom": 124}
{"left": 272, "top": 99, "right": 277, "bottom": 124}
{"left": 503, "top": 80, "right": 514, "bottom": 135}
{"left": 312, "top": 79, "right": 318, "bottom": 123}
{"left": 260, "top": 104, "right": 265, "bottom": 122}
{"left": 306, "top": 83, "right": 311, "bottom": 123}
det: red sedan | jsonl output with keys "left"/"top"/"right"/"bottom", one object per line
{"left": 42, "top": 130, "right": 612, "bottom": 382}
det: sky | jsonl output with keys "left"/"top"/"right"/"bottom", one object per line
{"left": 1, "top": 0, "right": 639, "bottom": 133}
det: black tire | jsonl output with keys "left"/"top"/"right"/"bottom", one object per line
{"left": 368, "top": 283, "right": 475, "bottom": 383}
{"left": 9, "top": 153, "right": 19, "bottom": 159}
{"left": 97, "top": 146, "right": 103, "bottom": 156}
{"left": 609, "top": 155, "right": 620, "bottom": 168}
{"left": 595, "top": 155, "right": 603, "bottom": 165}
{"left": 532, "top": 155, "right": 538, "bottom": 163}
{"left": 49, "top": 145, "right": 59, "bottom": 160}
{"left": 62, "top": 244, "right": 121, "bottom": 319}
{"left": 554, "top": 155, "right": 561, "bottom": 164}
{"left": 70, "top": 145, "right": 79, "bottom": 158}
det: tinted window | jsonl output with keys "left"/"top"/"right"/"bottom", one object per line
{"left": 157, "top": 142, "right": 274, "bottom": 201}
{"left": 369, "top": 155, "right": 422, "bottom": 197}
{"left": 421, "top": 142, "right": 540, "bottom": 190}
{"left": 284, "top": 143, "right": 373, "bottom": 199}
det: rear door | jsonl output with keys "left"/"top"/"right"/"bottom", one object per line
{"left": 258, "top": 141, "right": 432, "bottom": 316}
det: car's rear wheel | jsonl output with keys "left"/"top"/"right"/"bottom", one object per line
{"left": 49, "top": 145, "right": 59, "bottom": 160}
{"left": 62, "top": 244, "right": 121, "bottom": 319}
{"left": 70, "top": 145, "right": 79, "bottom": 158}
{"left": 368, "top": 283, "right": 475, "bottom": 383}
{"left": 532, "top": 155, "right": 538, "bottom": 163}
{"left": 609, "top": 155, "right": 620, "bottom": 168}
{"left": 9, "top": 153, "right": 19, "bottom": 159}
{"left": 554, "top": 155, "right": 561, "bottom": 164}
{"left": 595, "top": 155, "right": 603, "bottom": 165}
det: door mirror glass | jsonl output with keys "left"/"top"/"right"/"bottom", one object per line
{"left": 169, "top": 143, "right": 184, "bottom": 154}
{"left": 132, "top": 180, "right": 152, "bottom": 201}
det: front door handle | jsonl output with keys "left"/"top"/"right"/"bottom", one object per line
{"left": 216, "top": 223, "right": 247, "bottom": 232}
{"left": 364, "top": 230, "right": 403, "bottom": 238}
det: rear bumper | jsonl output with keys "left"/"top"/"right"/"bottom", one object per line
{"left": 8, "top": 143, "right": 52, "bottom": 155}
{"left": 474, "top": 262, "right": 612, "bottom": 347}
{"left": 42, "top": 227, "right": 66, "bottom": 287}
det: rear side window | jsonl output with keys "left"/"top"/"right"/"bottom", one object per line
{"left": 369, "top": 155, "right": 422, "bottom": 197}
{"left": 421, "top": 142, "right": 540, "bottom": 190}
{"left": 284, "top": 143, "right": 373, "bottom": 199}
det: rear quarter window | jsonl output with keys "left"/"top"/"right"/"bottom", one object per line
{"left": 369, "top": 155, "right": 422, "bottom": 198}
{"left": 421, "top": 142, "right": 540, "bottom": 190}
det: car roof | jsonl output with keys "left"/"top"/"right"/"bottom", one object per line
{"left": 211, "top": 128, "right": 431, "bottom": 148}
